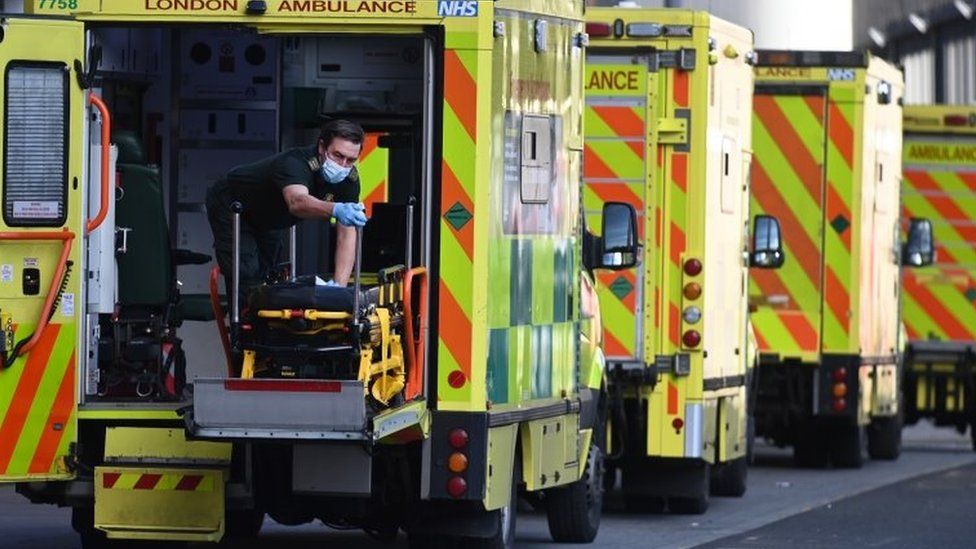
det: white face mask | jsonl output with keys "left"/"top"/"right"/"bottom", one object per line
{"left": 321, "top": 157, "right": 352, "bottom": 184}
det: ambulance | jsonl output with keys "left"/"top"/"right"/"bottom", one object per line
{"left": 584, "top": 8, "right": 768, "bottom": 514}
{"left": 750, "top": 50, "right": 929, "bottom": 467}
{"left": 0, "top": 1, "right": 622, "bottom": 546}
{"left": 901, "top": 105, "right": 976, "bottom": 451}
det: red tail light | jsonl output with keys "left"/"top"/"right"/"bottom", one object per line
{"left": 448, "top": 428, "right": 469, "bottom": 450}
{"left": 831, "top": 368, "right": 847, "bottom": 382}
{"left": 684, "top": 258, "right": 703, "bottom": 277}
{"left": 944, "top": 114, "right": 969, "bottom": 127}
{"left": 682, "top": 330, "right": 701, "bottom": 348}
{"left": 832, "top": 398, "right": 847, "bottom": 413}
{"left": 671, "top": 417, "right": 684, "bottom": 431}
{"left": 586, "top": 22, "right": 612, "bottom": 37}
{"left": 447, "top": 476, "right": 467, "bottom": 498}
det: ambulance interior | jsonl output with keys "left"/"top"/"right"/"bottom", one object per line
{"left": 85, "top": 26, "right": 432, "bottom": 403}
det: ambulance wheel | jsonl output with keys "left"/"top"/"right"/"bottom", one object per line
{"left": 867, "top": 414, "right": 902, "bottom": 460}
{"left": 793, "top": 420, "right": 829, "bottom": 468}
{"left": 545, "top": 440, "right": 603, "bottom": 543}
{"left": 830, "top": 422, "right": 865, "bottom": 469}
{"left": 223, "top": 509, "right": 265, "bottom": 540}
{"left": 622, "top": 495, "right": 666, "bottom": 514}
{"left": 667, "top": 493, "right": 709, "bottom": 515}
{"left": 408, "top": 460, "right": 518, "bottom": 549}
{"left": 709, "top": 457, "right": 748, "bottom": 497}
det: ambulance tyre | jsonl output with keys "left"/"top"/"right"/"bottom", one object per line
{"left": 867, "top": 414, "right": 902, "bottom": 460}
{"left": 223, "top": 509, "right": 265, "bottom": 540}
{"left": 793, "top": 420, "right": 829, "bottom": 468}
{"left": 545, "top": 440, "right": 603, "bottom": 543}
{"left": 622, "top": 495, "right": 666, "bottom": 514}
{"left": 830, "top": 421, "right": 865, "bottom": 469}
{"left": 668, "top": 463, "right": 710, "bottom": 515}
{"left": 709, "top": 457, "right": 748, "bottom": 497}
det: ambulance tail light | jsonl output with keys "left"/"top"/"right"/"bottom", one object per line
{"left": 832, "top": 398, "right": 847, "bottom": 413}
{"left": 944, "top": 114, "right": 969, "bottom": 127}
{"left": 586, "top": 22, "right": 612, "bottom": 38}
{"left": 448, "top": 428, "right": 469, "bottom": 450}
{"left": 446, "top": 476, "right": 467, "bottom": 499}
{"left": 684, "top": 258, "right": 703, "bottom": 277}
{"left": 682, "top": 330, "right": 701, "bottom": 348}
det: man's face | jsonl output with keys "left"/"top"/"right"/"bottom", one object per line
{"left": 319, "top": 137, "right": 362, "bottom": 168}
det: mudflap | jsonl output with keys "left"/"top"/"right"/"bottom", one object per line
{"left": 94, "top": 466, "right": 224, "bottom": 542}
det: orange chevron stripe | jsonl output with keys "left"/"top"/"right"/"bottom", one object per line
{"left": 0, "top": 324, "right": 61, "bottom": 474}
{"left": 438, "top": 285, "right": 472, "bottom": 381}
{"left": 778, "top": 311, "right": 818, "bottom": 351}
{"left": 584, "top": 144, "right": 623, "bottom": 180}
{"left": 828, "top": 101, "right": 854, "bottom": 168}
{"left": 359, "top": 134, "right": 379, "bottom": 161}
{"left": 752, "top": 160, "right": 821, "bottom": 288}
{"left": 603, "top": 329, "right": 630, "bottom": 357}
{"left": 903, "top": 275, "right": 972, "bottom": 340}
{"left": 669, "top": 302, "right": 680, "bottom": 347}
{"left": 363, "top": 182, "right": 386, "bottom": 217}
{"left": 672, "top": 153, "right": 688, "bottom": 192}
{"left": 591, "top": 105, "right": 644, "bottom": 138}
{"left": 442, "top": 160, "right": 474, "bottom": 261}
{"left": 444, "top": 50, "right": 477, "bottom": 141}
{"left": 824, "top": 268, "right": 850, "bottom": 333}
{"left": 802, "top": 95, "right": 826, "bottom": 127}
{"left": 28, "top": 351, "right": 74, "bottom": 474}
{"left": 754, "top": 95, "right": 824, "bottom": 206}
{"left": 669, "top": 222, "right": 685, "bottom": 267}
{"left": 586, "top": 182, "right": 643, "bottom": 209}
{"left": 905, "top": 170, "right": 976, "bottom": 243}
{"left": 673, "top": 70, "right": 689, "bottom": 108}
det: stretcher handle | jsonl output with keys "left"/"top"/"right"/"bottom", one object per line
{"left": 352, "top": 226, "right": 363, "bottom": 316}
{"left": 0, "top": 230, "right": 75, "bottom": 362}
{"left": 209, "top": 266, "right": 233, "bottom": 377}
{"left": 231, "top": 201, "right": 243, "bottom": 326}
{"left": 403, "top": 266, "right": 428, "bottom": 401}
{"left": 86, "top": 94, "right": 111, "bottom": 235}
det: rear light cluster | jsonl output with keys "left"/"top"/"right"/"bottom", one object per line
{"left": 944, "top": 113, "right": 976, "bottom": 127}
{"left": 831, "top": 367, "right": 848, "bottom": 413}
{"left": 682, "top": 258, "right": 703, "bottom": 349}
{"left": 587, "top": 19, "right": 691, "bottom": 39}
{"left": 445, "top": 428, "right": 470, "bottom": 498}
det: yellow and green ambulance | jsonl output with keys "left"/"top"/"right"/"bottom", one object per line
{"left": 749, "top": 51, "right": 924, "bottom": 468}
{"left": 584, "top": 8, "right": 766, "bottom": 514}
{"left": 901, "top": 105, "right": 976, "bottom": 451}
{"left": 0, "top": 1, "right": 623, "bottom": 546}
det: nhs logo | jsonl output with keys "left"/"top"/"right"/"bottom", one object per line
{"left": 438, "top": 0, "right": 478, "bottom": 17}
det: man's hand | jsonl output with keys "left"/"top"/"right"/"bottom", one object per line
{"left": 333, "top": 202, "right": 368, "bottom": 227}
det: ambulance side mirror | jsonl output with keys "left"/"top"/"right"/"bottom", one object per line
{"left": 902, "top": 218, "right": 935, "bottom": 267}
{"left": 751, "top": 215, "right": 785, "bottom": 269}
{"left": 599, "top": 202, "right": 640, "bottom": 270}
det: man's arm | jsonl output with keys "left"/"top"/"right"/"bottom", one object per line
{"left": 334, "top": 225, "right": 357, "bottom": 286}
{"left": 282, "top": 184, "right": 337, "bottom": 219}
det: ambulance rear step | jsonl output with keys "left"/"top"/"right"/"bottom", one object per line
{"left": 187, "top": 378, "right": 367, "bottom": 441}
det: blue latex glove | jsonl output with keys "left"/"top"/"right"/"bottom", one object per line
{"left": 325, "top": 279, "right": 340, "bottom": 287}
{"left": 333, "top": 202, "right": 368, "bottom": 227}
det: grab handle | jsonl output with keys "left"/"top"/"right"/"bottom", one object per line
{"left": 86, "top": 94, "right": 111, "bottom": 235}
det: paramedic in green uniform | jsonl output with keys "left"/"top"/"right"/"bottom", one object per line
{"left": 206, "top": 119, "right": 369, "bottom": 295}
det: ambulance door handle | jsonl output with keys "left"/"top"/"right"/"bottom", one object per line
{"left": 657, "top": 117, "right": 687, "bottom": 145}
{"left": 87, "top": 94, "right": 112, "bottom": 235}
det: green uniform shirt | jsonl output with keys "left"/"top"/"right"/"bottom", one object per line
{"left": 225, "top": 145, "right": 360, "bottom": 231}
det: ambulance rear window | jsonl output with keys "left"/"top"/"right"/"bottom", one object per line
{"left": 3, "top": 62, "right": 68, "bottom": 227}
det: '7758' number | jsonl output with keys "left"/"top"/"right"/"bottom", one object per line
{"left": 38, "top": 0, "right": 79, "bottom": 9}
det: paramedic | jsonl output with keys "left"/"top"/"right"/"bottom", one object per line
{"left": 206, "top": 119, "right": 368, "bottom": 296}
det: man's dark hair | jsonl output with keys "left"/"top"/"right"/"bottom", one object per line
{"left": 319, "top": 119, "right": 365, "bottom": 148}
